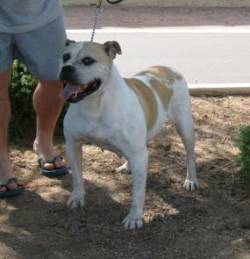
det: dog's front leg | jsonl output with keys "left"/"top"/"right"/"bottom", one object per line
{"left": 65, "top": 137, "right": 85, "bottom": 209}
{"left": 122, "top": 148, "right": 148, "bottom": 229}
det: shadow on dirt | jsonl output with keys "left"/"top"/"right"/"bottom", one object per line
{"left": 1, "top": 164, "right": 249, "bottom": 259}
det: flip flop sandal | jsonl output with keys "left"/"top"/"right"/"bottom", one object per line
{"left": 0, "top": 178, "right": 24, "bottom": 198}
{"left": 38, "top": 155, "right": 68, "bottom": 177}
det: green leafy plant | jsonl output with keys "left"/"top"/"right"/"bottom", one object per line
{"left": 10, "top": 60, "right": 37, "bottom": 140}
{"left": 238, "top": 125, "right": 250, "bottom": 181}
{"left": 9, "top": 60, "right": 66, "bottom": 141}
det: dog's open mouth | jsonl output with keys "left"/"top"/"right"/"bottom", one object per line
{"left": 60, "top": 79, "right": 102, "bottom": 103}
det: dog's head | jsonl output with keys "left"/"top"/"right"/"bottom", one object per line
{"left": 59, "top": 40, "right": 122, "bottom": 103}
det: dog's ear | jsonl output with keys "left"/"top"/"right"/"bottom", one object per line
{"left": 65, "top": 39, "right": 76, "bottom": 46}
{"left": 103, "top": 41, "right": 122, "bottom": 60}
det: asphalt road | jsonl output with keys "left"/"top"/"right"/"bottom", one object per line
{"left": 67, "top": 28, "right": 250, "bottom": 85}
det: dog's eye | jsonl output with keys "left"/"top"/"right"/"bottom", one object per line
{"left": 81, "top": 57, "right": 96, "bottom": 66}
{"left": 63, "top": 53, "right": 71, "bottom": 63}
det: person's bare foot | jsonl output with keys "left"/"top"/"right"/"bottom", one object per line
{"left": 0, "top": 154, "right": 18, "bottom": 191}
{"left": 0, "top": 181, "right": 17, "bottom": 192}
{"left": 0, "top": 178, "right": 24, "bottom": 197}
{"left": 33, "top": 139, "right": 68, "bottom": 177}
{"left": 33, "top": 139, "right": 66, "bottom": 169}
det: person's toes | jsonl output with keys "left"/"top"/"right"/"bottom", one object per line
{"left": 0, "top": 179, "right": 18, "bottom": 192}
{"left": 41, "top": 156, "right": 66, "bottom": 170}
{"left": 6, "top": 181, "right": 18, "bottom": 191}
{"left": 54, "top": 159, "right": 65, "bottom": 168}
{"left": 0, "top": 185, "right": 7, "bottom": 192}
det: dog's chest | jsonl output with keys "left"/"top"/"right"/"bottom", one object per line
{"left": 82, "top": 127, "right": 126, "bottom": 157}
{"left": 65, "top": 112, "right": 128, "bottom": 156}
{"left": 83, "top": 135, "right": 123, "bottom": 156}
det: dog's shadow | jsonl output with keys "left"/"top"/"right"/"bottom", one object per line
{"left": 1, "top": 156, "right": 246, "bottom": 259}
{"left": 0, "top": 178, "right": 128, "bottom": 258}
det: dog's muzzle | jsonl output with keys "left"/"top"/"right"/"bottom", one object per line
{"left": 60, "top": 79, "right": 102, "bottom": 103}
{"left": 59, "top": 65, "right": 102, "bottom": 103}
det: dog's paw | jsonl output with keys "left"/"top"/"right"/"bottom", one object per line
{"left": 122, "top": 212, "right": 144, "bottom": 229}
{"left": 115, "top": 162, "right": 131, "bottom": 174}
{"left": 183, "top": 178, "right": 199, "bottom": 191}
{"left": 67, "top": 191, "right": 85, "bottom": 209}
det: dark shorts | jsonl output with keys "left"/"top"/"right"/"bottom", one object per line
{"left": 0, "top": 16, "right": 66, "bottom": 81}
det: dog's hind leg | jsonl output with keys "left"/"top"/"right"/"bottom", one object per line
{"left": 168, "top": 81, "right": 199, "bottom": 191}
{"left": 65, "top": 137, "right": 85, "bottom": 209}
{"left": 122, "top": 148, "right": 148, "bottom": 229}
{"left": 115, "top": 161, "right": 131, "bottom": 174}
{"left": 175, "top": 115, "right": 199, "bottom": 191}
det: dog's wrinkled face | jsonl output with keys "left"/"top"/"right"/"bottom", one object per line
{"left": 59, "top": 41, "right": 122, "bottom": 103}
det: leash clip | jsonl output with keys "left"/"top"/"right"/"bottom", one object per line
{"left": 96, "top": 0, "right": 103, "bottom": 8}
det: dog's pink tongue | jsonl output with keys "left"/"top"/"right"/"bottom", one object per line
{"left": 60, "top": 84, "right": 82, "bottom": 100}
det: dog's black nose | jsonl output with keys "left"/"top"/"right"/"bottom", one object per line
{"left": 60, "top": 65, "right": 76, "bottom": 81}
{"left": 61, "top": 65, "right": 75, "bottom": 74}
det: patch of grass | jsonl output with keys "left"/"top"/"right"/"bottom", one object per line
{"left": 238, "top": 125, "right": 250, "bottom": 182}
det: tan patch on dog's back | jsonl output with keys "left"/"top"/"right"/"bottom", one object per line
{"left": 125, "top": 78, "right": 158, "bottom": 131}
{"left": 136, "top": 66, "right": 180, "bottom": 111}
{"left": 137, "top": 66, "right": 182, "bottom": 84}
{"left": 149, "top": 78, "right": 173, "bottom": 111}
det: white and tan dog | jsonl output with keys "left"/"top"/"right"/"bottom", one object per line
{"left": 59, "top": 41, "right": 199, "bottom": 229}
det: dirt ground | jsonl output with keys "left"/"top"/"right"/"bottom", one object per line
{"left": 1, "top": 6, "right": 250, "bottom": 259}
{"left": 0, "top": 96, "right": 250, "bottom": 259}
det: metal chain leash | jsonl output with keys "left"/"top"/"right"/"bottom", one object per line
{"left": 90, "top": 0, "right": 123, "bottom": 42}
{"left": 90, "top": 0, "right": 103, "bottom": 42}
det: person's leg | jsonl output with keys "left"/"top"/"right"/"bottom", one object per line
{"left": 0, "top": 32, "right": 22, "bottom": 193}
{"left": 33, "top": 80, "right": 65, "bottom": 169}
{"left": 0, "top": 70, "right": 18, "bottom": 191}
{"left": 14, "top": 16, "right": 67, "bottom": 173}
